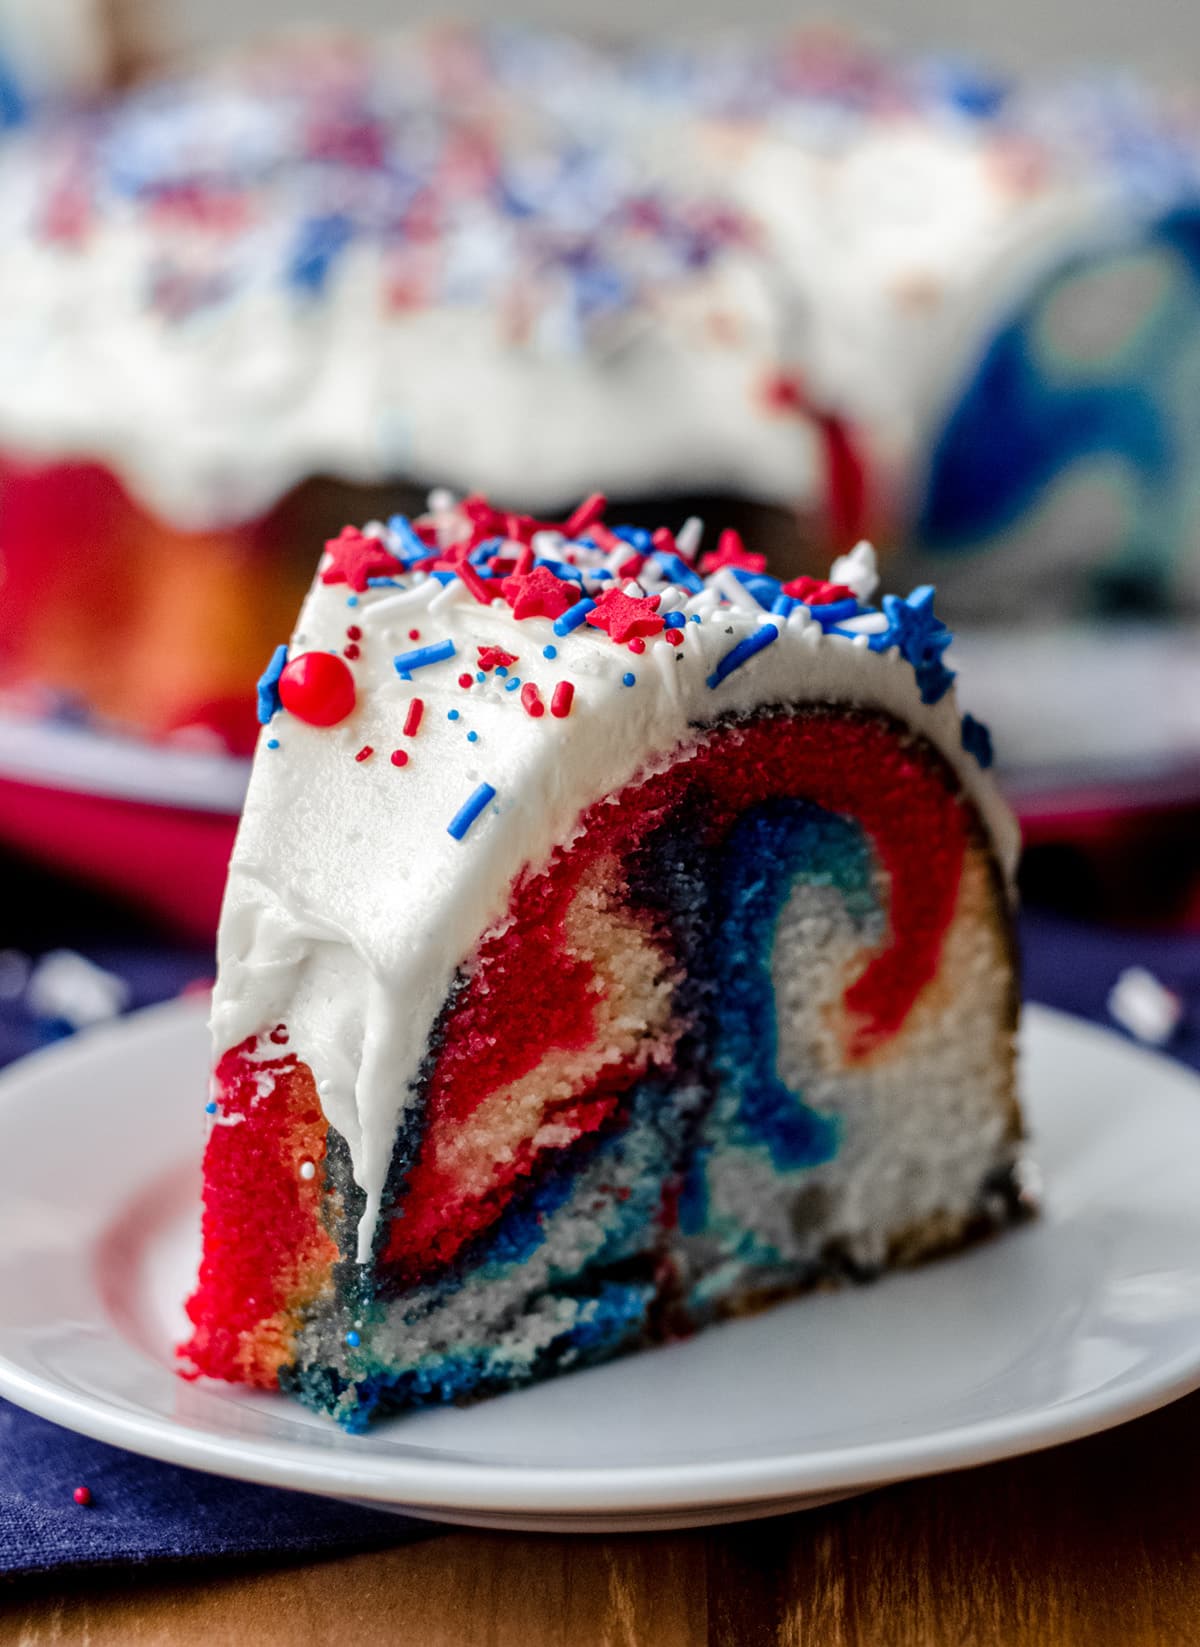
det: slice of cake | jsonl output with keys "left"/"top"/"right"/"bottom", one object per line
{"left": 180, "top": 492, "right": 1024, "bottom": 1429}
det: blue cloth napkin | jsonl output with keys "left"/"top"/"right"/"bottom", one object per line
{"left": 0, "top": 891, "right": 1196, "bottom": 1577}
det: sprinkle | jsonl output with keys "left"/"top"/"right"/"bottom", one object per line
{"left": 478, "top": 646, "right": 517, "bottom": 671}
{"left": 355, "top": 745, "right": 374, "bottom": 762}
{"left": 458, "top": 673, "right": 474, "bottom": 689}
{"left": 346, "top": 595, "right": 359, "bottom": 608}
{"left": 346, "top": 1330, "right": 361, "bottom": 1348}
{"left": 256, "top": 643, "right": 289, "bottom": 725}
{"left": 666, "top": 630, "right": 685, "bottom": 646}
{"left": 476, "top": 671, "right": 487, "bottom": 683}
{"left": 553, "top": 596, "right": 597, "bottom": 636}
{"left": 299, "top": 1160, "right": 317, "bottom": 1181}
{"left": 707, "top": 623, "right": 780, "bottom": 688}
{"left": 402, "top": 698, "right": 424, "bottom": 737}
{"left": 320, "top": 525, "right": 403, "bottom": 591}
{"left": 521, "top": 682, "right": 545, "bottom": 718}
{"left": 448, "top": 709, "right": 460, "bottom": 721}
{"left": 961, "top": 713, "right": 994, "bottom": 769}
{"left": 346, "top": 625, "right": 362, "bottom": 641}
{"left": 448, "top": 782, "right": 497, "bottom": 841}
{"left": 543, "top": 644, "right": 557, "bottom": 659}
{"left": 564, "top": 492, "right": 607, "bottom": 537}
{"left": 496, "top": 666, "right": 508, "bottom": 678}
{"left": 551, "top": 681, "right": 575, "bottom": 717}
{"left": 466, "top": 729, "right": 479, "bottom": 743}
{"left": 393, "top": 639, "right": 455, "bottom": 674}
{"left": 205, "top": 1100, "right": 217, "bottom": 1115}
{"left": 279, "top": 651, "right": 356, "bottom": 727}
{"left": 628, "top": 638, "right": 646, "bottom": 654}
{"left": 662, "top": 612, "right": 686, "bottom": 629}
{"left": 73, "top": 1487, "right": 92, "bottom": 1507}
{"left": 343, "top": 643, "right": 360, "bottom": 659}
{"left": 390, "top": 749, "right": 409, "bottom": 767}
{"left": 266, "top": 738, "right": 280, "bottom": 750}
{"left": 505, "top": 676, "right": 521, "bottom": 691}
{"left": 456, "top": 559, "right": 494, "bottom": 604}
{"left": 622, "top": 671, "right": 636, "bottom": 687}
{"left": 408, "top": 629, "right": 421, "bottom": 641}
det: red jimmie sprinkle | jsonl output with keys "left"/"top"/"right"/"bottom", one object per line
{"left": 564, "top": 492, "right": 607, "bottom": 537}
{"left": 550, "top": 681, "right": 575, "bottom": 718}
{"left": 520, "top": 682, "right": 545, "bottom": 718}
{"left": 355, "top": 745, "right": 374, "bottom": 763}
{"left": 402, "top": 698, "right": 424, "bottom": 737}
{"left": 456, "top": 559, "right": 493, "bottom": 605}
{"left": 390, "top": 749, "right": 409, "bottom": 768}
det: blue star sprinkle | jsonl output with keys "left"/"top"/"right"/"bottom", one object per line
{"left": 869, "top": 586, "right": 956, "bottom": 704}
{"left": 256, "top": 643, "right": 289, "bottom": 725}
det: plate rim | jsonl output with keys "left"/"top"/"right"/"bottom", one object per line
{"left": 1, "top": 998, "right": 1200, "bottom": 1517}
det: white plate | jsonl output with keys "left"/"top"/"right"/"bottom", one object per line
{"left": 0, "top": 1001, "right": 1199, "bottom": 1533}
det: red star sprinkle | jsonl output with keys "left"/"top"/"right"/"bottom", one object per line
{"left": 782, "top": 575, "right": 855, "bottom": 605}
{"left": 700, "top": 528, "right": 767, "bottom": 576}
{"left": 585, "top": 588, "right": 664, "bottom": 644}
{"left": 477, "top": 646, "right": 518, "bottom": 671}
{"left": 501, "top": 565, "right": 578, "bottom": 620}
{"left": 320, "top": 527, "right": 403, "bottom": 592}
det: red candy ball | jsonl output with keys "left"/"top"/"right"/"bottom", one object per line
{"left": 278, "top": 651, "right": 357, "bottom": 727}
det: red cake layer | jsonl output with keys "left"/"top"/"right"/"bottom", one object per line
{"left": 381, "top": 709, "right": 968, "bottom": 1286}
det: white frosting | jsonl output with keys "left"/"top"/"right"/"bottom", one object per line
{"left": 210, "top": 514, "right": 1018, "bottom": 1261}
{"left": 0, "top": 29, "right": 1174, "bottom": 532}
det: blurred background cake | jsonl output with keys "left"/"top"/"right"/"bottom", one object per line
{"left": 1, "top": 2, "right": 1197, "bottom": 935}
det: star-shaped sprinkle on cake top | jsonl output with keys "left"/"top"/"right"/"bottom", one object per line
{"left": 782, "top": 575, "right": 855, "bottom": 606}
{"left": 700, "top": 528, "right": 767, "bottom": 576}
{"left": 501, "top": 565, "right": 578, "bottom": 620}
{"left": 869, "top": 585, "right": 956, "bottom": 704}
{"left": 585, "top": 588, "right": 664, "bottom": 643}
{"left": 320, "top": 526, "right": 403, "bottom": 591}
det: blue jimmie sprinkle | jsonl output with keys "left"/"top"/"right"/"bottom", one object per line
{"left": 543, "top": 644, "right": 558, "bottom": 659}
{"left": 805, "top": 598, "right": 860, "bottom": 631}
{"left": 961, "top": 712, "right": 994, "bottom": 768}
{"left": 729, "top": 567, "right": 784, "bottom": 609}
{"left": 393, "top": 639, "right": 455, "bottom": 675}
{"left": 505, "top": 676, "right": 521, "bottom": 691}
{"left": 707, "top": 623, "right": 780, "bottom": 688}
{"left": 288, "top": 211, "right": 354, "bottom": 294}
{"left": 534, "top": 557, "right": 585, "bottom": 583}
{"left": 345, "top": 1330, "right": 361, "bottom": 1348}
{"left": 622, "top": 672, "right": 636, "bottom": 687}
{"left": 662, "top": 611, "right": 686, "bottom": 629}
{"left": 266, "top": 738, "right": 280, "bottom": 750}
{"left": 653, "top": 553, "right": 704, "bottom": 594}
{"left": 256, "top": 643, "right": 288, "bottom": 725}
{"left": 387, "top": 514, "right": 430, "bottom": 564}
{"left": 430, "top": 570, "right": 456, "bottom": 585}
{"left": 466, "top": 730, "right": 479, "bottom": 743}
{"left": 613, "top": 525, "right": 653, "bottom": 550}
{"left": 448, "top": 782, "right": 497, "bottom": 841}
{"left": 553, "top": 596, "right": 597, "bottom": 637}
{"left": 771, "top": 594, "right": 799, "bottom": 619}
{"left": 367, "top": 576, "right": 401, "bottom": 588}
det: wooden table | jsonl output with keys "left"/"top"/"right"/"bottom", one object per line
{"left": 4, "top": 1386, "right": 1199, "bottom": 1646}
